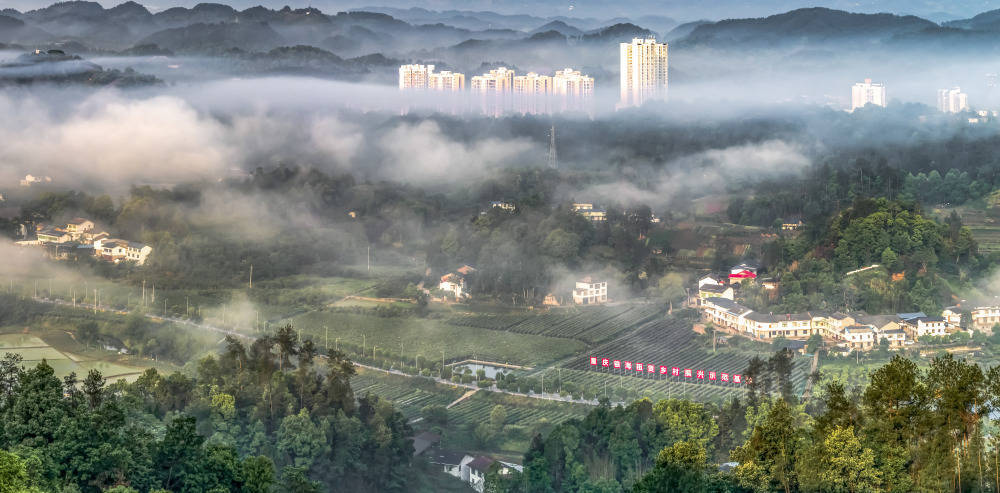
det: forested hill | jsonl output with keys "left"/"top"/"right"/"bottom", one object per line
{"left": 0, "top": 324, "right": 414, "bottom": 492}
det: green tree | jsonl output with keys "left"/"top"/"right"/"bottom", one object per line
{"left": 0, "top": 450, "right": 29, "bottom": 493}
{"left": 241, "top": 455, "right": 276, "bottom": 493}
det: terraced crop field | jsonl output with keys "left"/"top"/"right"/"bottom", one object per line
{"left": 448, "top": 304, "right": 664, "bottom": 344}
{"left": 351, "top": 369, "right": 464, "bottom": 418}
{"left": 560, "top": 317, "right": 811, "bottom": 399}
{"left": 551, "top": 368, "right": 750, "bottom": 404}
{"left": 291, "top": 311, "right": 587, "bottom": 366}
{"left": 446, "top": 391, "right": 591, "bottom": 427}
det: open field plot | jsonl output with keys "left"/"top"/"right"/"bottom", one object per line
{"left": 0, "top": 332, "right": 146, "bottom": 382}
{"left": 446, "top": 390, "right": 590, "bottom": 428}
{"left": 447, "top": 304, "right": 664, "bottom": 345}
{"left": 351, "top": 369, "right": 465, "bottom": 418}
{"left": 291, "top": 311, "right": 587, "bottom": 366}
{"left": 551, "top": 368, "right": 750, "bottom": 404}
{"left": 561, "top": 318, "right": 811, "bottom": 398}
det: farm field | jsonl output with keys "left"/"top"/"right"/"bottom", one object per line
{"left": 447, "top": 304, "right": 664, "bottom": 344}
{"left": 0, "top": 332, "right": 147, "bottom": 383}
{"left": 446, "top": 389, "right": 591, "bottom": 428}
{"left": 549, "top": 368, "right": 750, "bottom": 404}
{"left": 350, "top": 368, "right": 593, "bottom": 458}
{"left": 560, "top": 317, "right": 811, "bottom": 399}
{"left": 352, "top": 368, "right": 466, "bottom": 418}
{"left": 291, "top": 311, "right": 588, "bottom": 366}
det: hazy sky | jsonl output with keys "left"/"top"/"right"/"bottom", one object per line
{"left": 5, "top": 0, "right": 1000, "bottom": 21}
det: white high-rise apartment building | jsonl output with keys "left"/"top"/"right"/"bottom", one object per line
{"left": 471, "top": 67, "right": 515, "bottom": 93}
{"left": 937, "top": 87, "right": 969, "bottom": 113}
{"left": 851, "top": 78, "right": 887, "bottom": 111}
{"left": 512, "top": 72, "right": 552, "bottom": 95}
{"left": 399, "top": 64, "right": 434, "bottom": 90}
{"left": 553, "top": 68, "right": 594, "bottom": 97}
{"left": 428, "top": 71, "right": 465, "bottom": 91}
{"left": 619, "top": 38, "right": 668, "bottom": 107}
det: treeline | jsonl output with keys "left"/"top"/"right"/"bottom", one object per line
{"left": 0, "top": 324, "right": 414, "bottom": 492}
{"left": 488, "top": 354, "right": 1000, "bottom": 492}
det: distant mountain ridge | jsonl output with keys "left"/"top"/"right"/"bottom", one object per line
{"left": 678, "top": 7, "right": 937, "bottom": 47}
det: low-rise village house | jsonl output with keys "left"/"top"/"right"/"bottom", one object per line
{"left": 573, "top": 277, "right": 607, "bottom": 305}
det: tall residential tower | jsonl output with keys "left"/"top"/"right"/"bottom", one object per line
{"left": 937, "top": 87, "right": 969, "bottom": 113}
{"left": 851, "top": 78, "right": 887, "bottom": 111}
{"left": 619, "top": 38, "right": 668, "bottom": 107}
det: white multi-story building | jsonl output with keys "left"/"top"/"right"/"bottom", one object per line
{"left": 553, "top": 68, "right": 594, "bottom": 97}
{"left": 471, "top": 67, "right": 515, "bottom": 93}
{"left": 573, "top": 277, "right": 607, "bottom": 305}
{"left": 901, "top": 316, "right": 947, "bottom": 340}
{"left": 938, "top": 87, "right": 969, "bottom": 113}
{"left": 619, "top": 37, "right": 668, "bottom": 107}
{"left": 428, "top": 71, "right": 465, "bottom": 91}
{"left": 851, "top": 78, "right": 887, "bottom": 111}
{"left": 399, "top": 64, "right": 434, "bottom": 90}
{"left": 512, "top": 72, "right": 552, "bottom": 95}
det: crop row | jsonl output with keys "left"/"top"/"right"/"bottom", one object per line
{"left": 550, "top": 368, "right": 749, "bottom": 404}
{"left": 350, "top": 374, "right": 464, "bottom": 418}
{"left": 564, "top": 318, "right": 810, "bottom": 395}
{"left": 447, "top": 304, "right": 664, "bottom": 344}
{"left": 447, "top": 396, "right": 589, "bottom": 427}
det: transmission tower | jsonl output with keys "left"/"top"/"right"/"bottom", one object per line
{"left": 547, "top": 125, "right": 558, "bottom": 170}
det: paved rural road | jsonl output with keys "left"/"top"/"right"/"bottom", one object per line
{"left": 31, "top": 296, "right": 619, "bottom": 408}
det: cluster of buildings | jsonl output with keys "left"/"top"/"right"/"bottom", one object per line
{"left": 398, "top": 36, "right": 671, "bottom": 113}
{"left": 416, "top": 432, "right": 520, "bottom": 493}
{"left": 399, "top": 64, "right": 595, "bottom": 115}
{"left": 19, "top": 174, "right": 52, "bottom": 187}
{"left": 438, "top": 265, "right": 476, "bottom": 299}
{"left": 938, "top": 87, "right": 970, "bottom": 113}
{"left": 697, "top": 274, "right": 961, "bottom": 351}
{"left": 17, "top": 218, "right": 152, "bottom": 266}
{"left": 572, "top": 203, "right": 607, "bottom": 222}
{"left": 853, "top": 79, "right": 976, "bottom": 115}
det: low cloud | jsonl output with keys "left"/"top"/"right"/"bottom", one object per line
{"left": 0, "top": 92, "right": 235, "bottom": 188}
{"left": 574, "top": 139, "right": 811, "bottom": 208}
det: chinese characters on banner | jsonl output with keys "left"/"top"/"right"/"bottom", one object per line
{"left": 589, "top": 357, "right": 747, "bottom": 385}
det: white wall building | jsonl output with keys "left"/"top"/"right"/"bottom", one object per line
{"left": 399, "top": 64, "right": 434, "bottom": 90}
{"left": 851, "top": 78, "right": 887, "bottom": 111}
{"left": 428, "top": 70, "right": 465, "bottom": 91}
{"left": 471, "top": 67, "right": 515, "bottom": 93}
{"left": 938, "top": 87, "right": 969, "bottom": 113}
{"left": 553, "top": 67, "right": 594, "bottom": 97}
{"left": 619, "top": 37, "right": 668, "bottom": 107}
{"left": 573, "top": 277, "right": 607, "bottom": 305}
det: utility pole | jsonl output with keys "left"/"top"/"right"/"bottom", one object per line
{"left": 142, "top": 279, "right": 145, "bottom": 307}
{"left": 367, "top": 246, "right": 371, "bottom": 273}
{"left": 441, "top": 350, "right": 445, "bottom": 379}
{"left": 93, "top": 289, "right": 97, "bottom": 314}
{"left": 324, "top": 326, "right": 329, "bottom": 350}
{"left": 363, "top": 334, "right": 366, "bottom": 357}
{"left": 186, "top": 296, "right": 189, "bottom": 317}
{"left": 249, "top": 264, "right": 253, "bottom": 289}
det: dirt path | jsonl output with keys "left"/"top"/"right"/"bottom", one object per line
{"left": 446, "top": 389, "right": 479, "bottom": 409}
